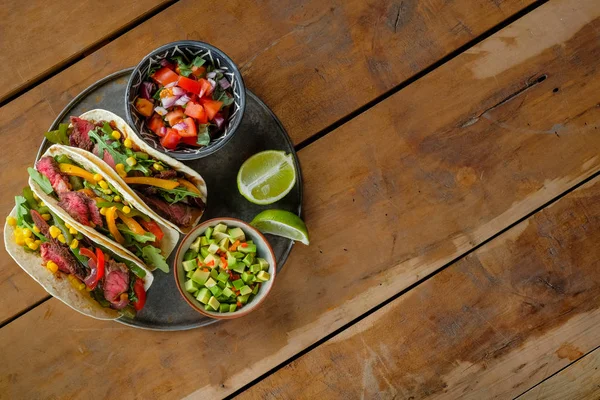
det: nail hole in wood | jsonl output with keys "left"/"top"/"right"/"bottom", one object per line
{"left": 553, "top": 87, "right": 559, "bottom": 93}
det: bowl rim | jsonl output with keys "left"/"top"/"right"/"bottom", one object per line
{"left": 173, "top": 217, "right": 277, "bottom": 319}
{"left": 124, "top": 40, "right": 247, "bottom": 160}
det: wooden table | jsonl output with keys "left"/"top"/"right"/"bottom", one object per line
{"left": 1, "top": 0, "right": 599, "bottom": 398}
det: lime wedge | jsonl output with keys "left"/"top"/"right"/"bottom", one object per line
{"left": 237, "top": 150, "right": 296, "bottom": 205}
{"left": 250, "top": 210, "right": 309, "bottom": 245}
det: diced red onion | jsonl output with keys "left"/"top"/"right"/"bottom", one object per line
{"left": 218, "top": 78, "right": 230, "bottom": 89}
{"left": 161, "top": 95, "right": 179, "bottom": 108}
{"left": 140, "top": 81, "right": 155, "bottom": 100}
{"left": 206, "top": 71, "right": 216, "bottom": 79}
{"left": 110, "top": 294, "right": 129, "bottom": 310}
{"left": 160, "top": 58, "right": 177, "bottom": 70}
{"left": 154, "top": 106, "right": 168, "bottom": 116}
{"left": 174, "top": 94, "right": 191, "bottom": 107}
{"left": 172, "top": 122, "right": 187, "bottom": 131}
{"left": 213, "top": 113, "right": 226, "bottom": 129}
{"left": 83, "top": 259, "right": 97, "bottom": 287}
{"left": 165, "top": 81, "right": 178, "bottom": 89}
{"left": 172, "top": 86, "right": 186, "bottom": 96}
{"left": 208, "top": 78, "right": 216, "bottom": 89}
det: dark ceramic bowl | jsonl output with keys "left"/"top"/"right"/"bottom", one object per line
{"left": 174, "top": 218, "right": 277, "bottom": 320}
{"left": 125, "top": 41, "right": 246, "bottom": 160}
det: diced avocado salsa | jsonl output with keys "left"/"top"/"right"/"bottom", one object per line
{"left": 181, "top": 223, "right": 271, "bottom": 313}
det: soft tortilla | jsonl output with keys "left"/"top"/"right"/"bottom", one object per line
{"left": 30, "top": 144, "right": 179, "bottom": 266}
{"left": 74, "top": 109, "right": 208, "bottom": 234}
{"left": 4, "top": 207, "right": 153, "bottom": 320}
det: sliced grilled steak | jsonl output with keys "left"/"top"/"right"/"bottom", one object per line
{"left": 85, "top": 195, "right": 104, "bottom": 226}
{"left": 69, "top": 117, "right": 95, "bottom": 151}
{"left": 103, "top": 259, "right": 129, "bottom": 305}
{"left": 188, "top": 195, "right": 206, "bottom": 211}
{"left": 154, "top": 170, "right": 178, "bottom": 180}
{"left": 92, "top": 144, "right": 116, "bottom": 168}
{"left": 137, "top": 193, "right": 193, "bottom": 227}
{"left": 36, "top": 157, "right": 70, "bottom": 194}
{"left": 40, "top": 241, "right": 85, "bottom": 279}
{"left": 30, "top": 209, "right": 50, "bottom": 238}
{"left": 57, "top": 192, "right": 103, "bottom": 227}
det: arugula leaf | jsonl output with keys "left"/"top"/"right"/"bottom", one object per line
{"left": 27, "top": 168, "right": 54, "bottom": 194}
{"left": 212, "top": 88, "right": 234, "bottom": 106}
{"left": 116, "top": 224, "right": 156, "bottom": 243}
{"left": 44, "top": 123, "right": 70, "bottom": 145}
{"left": 101, "top": 122, "right": 113, "bottom": 136}
{"left": 89, "top": 129, "right": 129, "bottom": 166}
{"left": 192, "top": 56, "right": 206, "bottom": 68}
{"left": 141, "top": 245, "right": 169, "bottom": 273}
{"left": 153, "top": 88, "right": 163, "bottom": 100}
{"left": 15, "top": 196, "right": 29, "bottom": 226}
{"left": 128, "top": 277, "right": 138, "bottom": 302}
{"left": 197, "top": 124, "right": 210, "bottom": 146}
{"left": 158, "top": 186, "right": 201, "bottom": 204}
{"left": 22, "top": 187, "right": 39, "bottom": 210}
{"left": 172, "top": 56, "right": 193, "bottom": 77}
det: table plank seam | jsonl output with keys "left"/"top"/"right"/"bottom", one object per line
{"left": 226, "top": 170, "right": 600, "bottom": 399}
{"left": 0, "top": 296, "right": 51, "bottom": 330}
{"left": 0, "top": 0, "right": 180, "bottom": 107}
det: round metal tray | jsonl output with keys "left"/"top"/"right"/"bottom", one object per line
{"left": 38, "top": 68, "right": 302, "bottom": 330}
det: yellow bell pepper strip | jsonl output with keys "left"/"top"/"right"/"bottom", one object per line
{"left": 105, "top": 206, "right": 125, "bottom": 244}
{"left": 117, "top": 211, "right": 147, "bottom": 235}
{"left": 78, "top": 188, "right": 96, "bottom": 197}
{"left": 123, "top": 177, "right": 180, "bottom": 190}
{"left": 58, "top": 163, "right": 97, "bottom": 182}
{"left": 177, "top": 178, "right": 201, "bottom": 194}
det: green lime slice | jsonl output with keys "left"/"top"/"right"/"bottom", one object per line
{"left": 237, "top": 150, "right": 296, "bottom": 205}
{"left": 250, "top": 209, "right": 309, "bottom": 245}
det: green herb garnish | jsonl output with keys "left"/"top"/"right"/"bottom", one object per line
{"left": 27, "top": 168, "right": 54, "bottom": 194}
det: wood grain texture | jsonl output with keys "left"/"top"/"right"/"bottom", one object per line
{"left": 240, "top": 177, "right": 600, "bottom": 400}
{"left": 517, "top": 347, "right": 600, "bottom": 400}
{"left": 0, "top": 0, "right": 536, "bottom": 324}
{"left": 0, "top": 0, "right": 172, "bottom": 102}
{"left": 1, "top": 1, "right": 599, "bottom": 398}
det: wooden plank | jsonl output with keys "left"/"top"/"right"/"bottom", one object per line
{"left": 0, "top": 0, "right": 536, "bottom": 324}
{"left": 0, "top": 0, "right": 172, "bottom": 103}
{"left": 517, "top": 347, "right": 600, "bottom": 400}
{"left": 239, "top": 177, "right": 600, "bottom": 400}
{"left": 1, "top": 1, "right": 598, "bottom": 398}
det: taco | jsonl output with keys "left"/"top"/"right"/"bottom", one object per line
{"left": 28, "top": 144, "right": 178, "bottom": 273}
{"left": 45, "top": 109, "right": 207, "bottom": 233}
{"left": 4, "top": 187, "right": 153, "bottom": 319}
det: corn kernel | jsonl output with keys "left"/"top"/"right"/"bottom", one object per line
{"left": 70, "top": 239, "right": 79, "bottom": 249}
{"left": 124, "top": 138, "right": 133, "bottom": 148}
{"left": 115, "top": 163, "right": 127, "bottom": 178}
{"left": 65, "top": 221, "right": 72, "bottom": 229}
{"left": 14, "top": 227, "right": 22, "bottom": 236}
{"left": 57, "top": 234, "right": 66, "bottom": 244}
{"left": 33, "top": 192, "right": 40, "bottom": 200}
{"left": 25, "top": 238, "right": 35, "bottom": 246}
{"left": 6, "top": 216, "right": 17, "bottom": 227}
{"left": 93, "top": 173, "right": 103, "bottom": 182}
{"left": 33, "top": 225, "right": 41, "bottom": 233}
{"left": 111, "top": 130, "right": 121, "bottom": 140}
{"left": 35, "top": 240, "right": 41, "bottom": 245}
{"left": 27, "top": 240, "right": 39, "bottom": 251}
{"left": 69, "top": 227, "right": 78, "bottom": 235}
{"left": 103, "top": 189, "right": 113, "bottom": 195}
{"left": 153, "top": 163, "right": 164, "bottom": 171}
{"left": 49, "top": 225, "right": 61, "bottom": 238}
{"left": 46, "top": 261, "right": 59, "bottom": 274}
{"left": 100, "top": 207, "right": 108, "bottom": 216}
{"left": 113, "top": 196, "right": 121, "bottom": 202}
{"left": 122, "top": 206, "right": 131, "bottom": 214}
{"left": 22, "top": 228, "right": 32, "bottom": 238}
{"left": 98, "top": 180, "right": 109, "bottom": 190}
{"left": 15, "top": 235, "right": 25, "bottom": 246}
{"left": 41, "top": 213, "right": 51, "bottom": 221}
{"left": 126, "top": 157, "right": 137, "bottom": 166}
{"left": 39, "top": 201, "right": 46, "bottom": 207}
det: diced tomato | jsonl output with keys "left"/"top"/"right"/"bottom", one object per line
{"left": 199, "top": 99, "right": 223, "bottom": 121}
{"left": 135, "top": 98, "right": 154, "bottom": 117}
{"left": 147, "top": 113, "right": 165, "bottom": 136}
{"left": 165, "top": 108, "right": 184, "bottom": 126}
{"left": 181, "top": 136, "right": 201, "bottom": 147}
{"left": 160, "top": 128, "right": 181, "bottom": 150}
{"left": 175, "top": 118, "right": 197, "bottom": 138}
{"left": 191, "top": 66, "right": 206, "bottom": 78}
{"left": 197, "top": 78, "right": 213, "bottom": 97}
{"left": 177, "top": 76, "right": 202, "bottom": 95}
{"left": 140, "top": 220, "right": 164, "bottom": 241}
{"left": 184, "top": 102, "right": 208, "bottom": 123}
{"left": 151, "top": 67, "right": 179, "bottom": 86}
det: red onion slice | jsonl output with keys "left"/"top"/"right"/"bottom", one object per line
{"left": 154, "top": 106, "right": 168, "bottom": 116}
{"left": 110, "top": 294, "right": 129, "bottom": 310}
{"left": 206, "top": 71, "right": 216, "bottom": 79}
{"left": 172, "top": 122, "right": 187, "bottom": 131}
{"left": 218, "top": 78, "right": 230, "bottom": 89}
{"left": 140, "top": 82, "right": 155, "bottom": 99}
{"left": 213, "top": 113, "right": 225, "bottom": 129}
{"left": 160, "top": 58, "right": 177, "bottom": 70}
{"left": 83, "top": 259, "right": 97, "bottom": 287}
{"left": 174, "top": 94, "right": 191, "bottom": 107}
{"left": 164, "top": 81, "right": 178, "bottom": 89}
{"left": 161, "top": 95, "right": 179, "bottom": 108}
{"left": 172, "top": 86, "right": 185, "bottom": 96}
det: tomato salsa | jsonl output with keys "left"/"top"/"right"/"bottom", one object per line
{"left": 134, "top": 56, "right": 235, "bottom": 150}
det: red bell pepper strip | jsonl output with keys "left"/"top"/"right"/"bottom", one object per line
{"left": 132, "top": 278, "right": 146, "bottom": 311}
{"left": 95, "top": 248, "right": 105, "bottom": 284}
{"left": 140, "top": 220, "right": 164, "bottom": 241}
{"left": 79, "top": 247, "right": 97, "bottom": 264}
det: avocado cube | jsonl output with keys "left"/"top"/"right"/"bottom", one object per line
{"left": 219, "top": 304, "right": 229, "bottom": 313}
{"left": 250, "top": 264, "right": 262, "bottom": 274}
{"left": 227, "top": 258, "right": 238, "bottom": 271}
{"left": 208, "top": 296, "right": 220, "bottom": 310}
{"left": 232, "top": 251, "right": 245, "bottom": 259}
{"left": 222, "top": 287, "right": 234, "bottom": 298}
{"left": 200, "top": 246, "right": 210, "bottom": 259}
{"left": 210, "top": 268, "right": 219, "bottom": 280}
{"left": 200, "top": 236, "right": 210, "bottom": 246}
{"left": 193, "top": 289, "right": 200, "bottom": 297}
{"left": 183, "top": 249, "right": 198, "bottom": 261}
{"left": 208, "top": 239, "right": 216, "bottom": 245}
{"left": 242, "top": 253, "right": 255, "bottom": 267}
{"left": 229, "top": 304, "right": 237, "bottom": 312}
{"left": 242, "top": 271, "right": 255, "bottom": 284}
{"left": 207, "top": 243, "right": 220, "bottom": 254}
{"left": 213, "top": 223, "right": 228, "bottom": 233}
{"left": 212, "top": 231, "right": 228, "bottom": 241}
{"left": 239, "top": 285, "right": 252, "bottom": 296}
{"left": 217, "top": 271, "right": 229, "bottom": 284}
{"left": 228, "top": 227, "right": 246, "bottom": 242}
{"left": 204, "top": 304, "right": 214, "bottom": 311}
{"left": 226, "top": 280, "right": 233, "bottom": 288}
{"left": 237, "top": 294, "right": 250, "bottom": 305}
{"left": 238, "top": 244, "right": 257, "bottom": 254}
{"left": 182, "top": 259, "right": 198, "bottom": 272}
{"left": 184, "top": 279, "right": 199, "bottom": 293}
{"left": 191, "top": 269, "right": 210, "bottom": 285}
{"left": 196, "top": 288, "right": 211, "bottom": 304}
{"left": 246, "top": 240, "right": 254, "bottom": 245}
{"left": 256, "top": 271, "right": 271, "bottom": 282}
{"left": 209, "top": 285, "right": 223, "bottom": 297}
{"left": 186, "top": 270, "right": 195, "bottom": 279}
{"left": 232, "top": 279, "right": 245, "bottom": 290}
{"left": 232, "top": 263, "right": 246, "bottom": 274}
{"left": 203, "top": 254, "right": 220, "bottom": 268}
{"left": 218, "top": 237, "right": 230, "bottom": 252}
{"left": 204, "top": 277, "right": 217, "bottom": 288}
{"left": 189, "top": 237, "right": 202, "bottom": 253}
{"left": 252, "top": 283, "right": 261, "bottom": 295}
{"left": 204, "top": 227, "right": 213, "bottom": 240}
{"left": 257, "top": 258, "right": 269, "bottom": 270}
{"left": 217, "top": 281, "right": 226, "bottom": 289}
